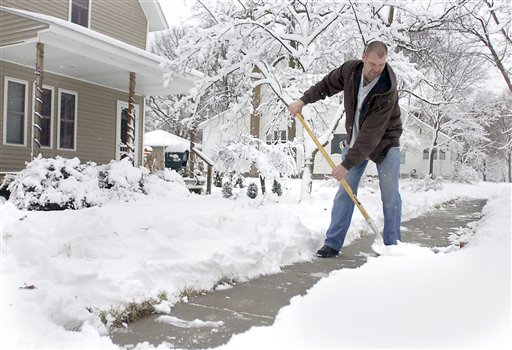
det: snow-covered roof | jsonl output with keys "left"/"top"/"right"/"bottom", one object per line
{"left": 0, "top": 6, "right": 197, "bottom": 95}
{"left": 404, "top": 110, "right": 451, "bottom": 141}
{"left": 144, "top": 130, "right": 202, "bottom": 153}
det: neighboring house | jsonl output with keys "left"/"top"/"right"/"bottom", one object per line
{"left": 200, "top": 106, "right": 457, "bottom": 179}
{"left": 395, "top": 112, "right": 456, "bottom": 178}
{"left": 0, "top": 0, "right": 197, "bottom": 179}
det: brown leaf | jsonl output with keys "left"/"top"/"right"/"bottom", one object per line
{"left": 19, "top": 284, "right": 36, "bottom": 289}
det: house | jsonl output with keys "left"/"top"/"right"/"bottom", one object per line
{"left": 0, "top": 0, "right": 197, "bottom": 180}
{"left": 200, "top": 105, "right": 457, "bottom": 179}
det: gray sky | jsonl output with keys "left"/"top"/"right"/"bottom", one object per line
{"left": 159, "top": 0, "right": 191, "bottom": 25}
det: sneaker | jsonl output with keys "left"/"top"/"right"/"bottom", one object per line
{"left": 316, "top": 245, "right": 339, "bottom": 258}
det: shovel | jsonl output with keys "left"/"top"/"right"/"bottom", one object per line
{"left": 294, "top": 111, "right": 383, "bottom": 242}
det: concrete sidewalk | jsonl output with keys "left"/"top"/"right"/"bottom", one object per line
{"left": 111, "top": 197, "right": 486, "bottom": 349}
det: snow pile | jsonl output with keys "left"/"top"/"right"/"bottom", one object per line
{"left": 5, "top": 156, "right": 188, "bottom": 210}
{"left": 222, "top": 183, "right": 511, "bottom": 349}
{"left": 1, "top": 178, "right": 510, "bottom": 349}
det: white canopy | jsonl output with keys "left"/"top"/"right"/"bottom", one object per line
{"left": 144, "top": 130, "right": 200, "bottom": 153}
{"left": 0, "top": 6, "right": 201, "bottom": 95}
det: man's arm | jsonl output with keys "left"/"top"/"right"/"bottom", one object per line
{"left": 288, "top": 63, "right": 346, "bottom": 116}
{"left": 300, "top": 65, "right": 346, "bottom": 105}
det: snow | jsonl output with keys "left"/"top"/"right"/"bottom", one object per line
{"left": 1, "top": 175, "right": 511, "bottom": 349}
{"left": 144, "top": 130, "right": 195, "bottom": 153}
{"left": 156, "top": 316, "right": 224, "bottom": 329}
{"left": 0, "top": 6, "right": 164, "bottom": 63}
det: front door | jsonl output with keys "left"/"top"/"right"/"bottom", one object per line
{"left": 116, "top": 101, "right": 139, "bottom": 163}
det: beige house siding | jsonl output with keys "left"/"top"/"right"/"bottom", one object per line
{"left": 1, "top": 0, "right": 147, "bottom": 49}
{"left": 91, "top": 0, "right": 147, "bottom": 49}
{"left": 1, "top": 0, "right": 69, "bottom": 20}
{"left": 0, "top": 12, "right": 50, "bottom": 47}
{"left": 0, "top": 61, "right": 144, "bottom": 172}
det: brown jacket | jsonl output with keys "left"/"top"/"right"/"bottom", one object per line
{"left": 300, "top": 60, "right": 402, "bottom": 170}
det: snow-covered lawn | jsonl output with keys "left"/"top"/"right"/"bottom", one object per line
{"left": 1, "top": 176, "right": 510, "bottom": 349}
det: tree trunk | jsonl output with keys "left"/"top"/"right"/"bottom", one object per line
{"left": 250, "top": 66, "right": 262, "bottom": 178}
{"left": 189, "top": 127, "right": 197, "bottom": 176}
{"left": 259, "top": 175, "right": 266, "bottom": 195}
{"left": 300, "top": 157, "right": 313, "bottom": 202}
{"left": 429, "top": 147, "right": 435, "bottom": 176}
{"left": 508, "top": 151, "right": 512, "bottom": 183}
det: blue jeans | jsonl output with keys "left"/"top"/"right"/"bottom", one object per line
{"left": 324, "top": 147, "right": 402, "bottom": 250}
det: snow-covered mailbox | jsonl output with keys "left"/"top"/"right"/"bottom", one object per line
{"left": 164, "top": 145, "right": 188, "bottom": 172}
{"left": 144, "top": 130, "right": 214, "bottom": 194}
{"left": 144, "top": 130, "right": 190, "bottom": 172}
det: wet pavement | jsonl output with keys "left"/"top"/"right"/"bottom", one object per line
{"left": 110, "top": 197, "right": 486, "bottom": 349}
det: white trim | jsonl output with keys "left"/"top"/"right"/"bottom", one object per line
{"left": 141, "top": 98, "right": 146, "bottom": 166}
{"left": 88, "top": 0, "right": 92, "bottom": 28}
{"left": 3, "top": 76, "right": 28, "bottom": 147}
{"left": 57, "top": 89, "right": 78, "bottom": 151}
{"left": 0, "top": 6, "right": 199, "bottom": 95}
{"left": 32, "top": 84, "right": 55, "bottom": 149}
{"left": 116, "top": 100, "right": 140, "bottom": 164}
{"left": 68, "top": 0, "right": 91, "bottom": 29}
{"left": 1, "top": 57, "right": 143, "bottom": 95}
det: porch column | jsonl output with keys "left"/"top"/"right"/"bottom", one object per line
{"left": 126, "top": 72, "right": 136, "bottom": 164}
{"left": 32, "top": 42, "right": 44, "bottom": 159}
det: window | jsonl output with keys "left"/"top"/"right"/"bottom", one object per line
{"left": 331, "top": 134, "right": 347, "bottom": 155}
{"left": 266, "top": 130, "right": 287, "bottom": 144}
{"left": 58, "top": 90, "right": 77, "bottom": 150}
{"left": 4, "top": 78, "right": 27, "bottom": 145}
{"left": 439, "top": 150, "right": 446, "bottom": 160}
{"left": 121, "top": 108, "right": 129, "bottom": 146}
{"left": 423, "top": 148, "right": 429, "bottom": 160}
{"left": 400, "top": 151, "right": 406, "bottom": 164}
{"left": 40, "top": 87, "right": 53, "bottom": 147}
{"left": 70, "top": 0, "right": 90, "bottom": 27}
{"left": 432, "top": 148, "right": 438, "bottom": 160}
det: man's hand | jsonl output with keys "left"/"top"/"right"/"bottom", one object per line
{"left": 288, "top": 100, "right": 304, "bottom": 117}
{"left": 332, "top": 164, "right": 348, "bottom": 181}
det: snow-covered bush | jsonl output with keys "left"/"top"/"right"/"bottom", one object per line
{"left": 214, "top": 135, "right": 297, "bottom": 183}
{"left": 451, "top": 164, "right": 480, "bottom": 183}
{"left": 222, "top": 181, "right": 233, "bottom": 198}
{"left": 214, "top": 172, "right": 223, "bottom": 187}
{"left": 271, "top": 180, "right": 283, "bottom": 196}
{"left": 143, "top": 168, "right": 189, "bottom": 198}
{"left": 97, "top": 158, "right": 149, "bottom": 198}
{"left": 7, "top": 156, "right": 187, "bottom": 210}
{"left": 8, "top": 156, "right": 102, "bottom": 210}
{"left": 0, "top": 173, "right": 16, "bottom": 200}
{"left": 401, "top": 175, "right": 444, "bottom": 193}
{"left": 247, "top": 183, "right": 258, "bottom": 199}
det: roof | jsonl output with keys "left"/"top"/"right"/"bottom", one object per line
{"left": 139, "top": 0, "right": 168, "bottom": 32}
{"left": 144, "top": 130, "right": 203, "bottom": 153}
{"left": 0, "top": 6, "right": 198, "bottom": 95}
{"left": 404, "top": 111, "right": 451, "bottom": 141}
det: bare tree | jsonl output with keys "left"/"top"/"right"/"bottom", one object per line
{"left": 486, "top": 94, "right": 512, "bottom": 182}
{"left": 451, "top": 0, "right": 512, "bottom": 94}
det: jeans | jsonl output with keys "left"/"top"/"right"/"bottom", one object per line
{"left": 324, "top": 147, "right": 402, "bottom": 250}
